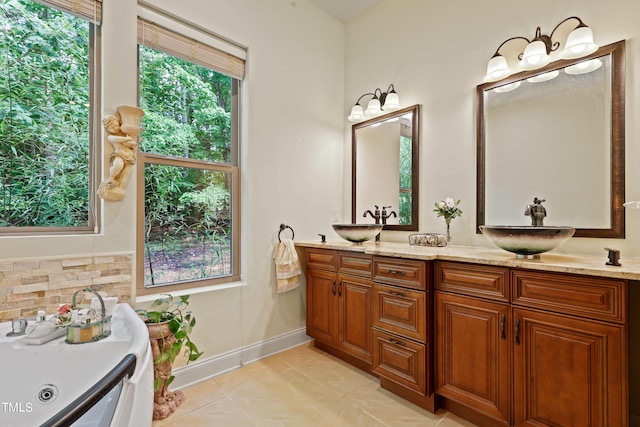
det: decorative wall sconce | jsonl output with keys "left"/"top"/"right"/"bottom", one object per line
{"left": 98, "top": 105, "right": 145, "bottom": 202}
{"left": 347, "top": 84, "right": 400, "bottom": 122}
{"left": 483, "top": 16, "right": 599, "bottom": 83}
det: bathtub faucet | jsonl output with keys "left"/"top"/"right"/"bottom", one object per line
{"left": 6, "top": 318, "right": 28, "bottom": 337}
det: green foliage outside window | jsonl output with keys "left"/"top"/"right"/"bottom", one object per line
{"left": 0, "top": 0, "right": 92, "bottom": 228}
{"left": 139, "top": 46, "right": 235, "bottom": 287}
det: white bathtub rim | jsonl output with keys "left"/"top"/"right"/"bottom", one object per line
{"left": 0, "top": 303, "right": 153, "bottom": 427}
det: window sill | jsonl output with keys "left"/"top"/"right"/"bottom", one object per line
{"left": 135, "top": 280, "right": 246, "bottom": 304}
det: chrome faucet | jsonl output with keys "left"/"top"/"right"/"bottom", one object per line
{"left": 363, "top": 205, "right": 381, "bottom": 224}
{"left": 524, "top": 197, "right": 547, "bottom": 226}
{"left": 6, "top": 318, "right": 28, "bottom": 337}
{"left": 381, "top": 206, "right": 397, "bottom": 225}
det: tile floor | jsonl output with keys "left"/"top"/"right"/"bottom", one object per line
{"left": 152, "top": 341, "right": 478, "bottom": 426}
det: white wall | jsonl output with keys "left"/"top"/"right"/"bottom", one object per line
{"left": 137, "top": 0, "right": 346, "bottom": 357}
{"left": 346, "top": 0, "right": 640, "bottom": 258}
{"left": 0, "top": 0, "right": 345, "bottom": 365}
{"left": 6, "top": 0, "right": 640, "bottom": 375}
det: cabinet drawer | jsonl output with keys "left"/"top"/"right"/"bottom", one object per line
{"left": 373, "top": 257, "right": 426, "bottom": 290}
{"left": 305, "top": 248, "right": 337, "bottom": 271}
{"left": 435, "top": 261, "right": 509, "bottom": 302}
{"left": 372, "top": 328, "right": 426, "bottom": 394}
{"left": 338, "top": 252, "right": 372, "bottom": 278}
{"left": 511, "top": 270, "right": 627, "bottom": 323}
{"left": 373, "top": 284, "right": 425, "bottom": 342}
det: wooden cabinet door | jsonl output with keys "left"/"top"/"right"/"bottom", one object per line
{"left": 435, "top": 292, "right": 511, "bottom": 426}
{"left": 373, "top": 328, "right": 426, "bottom": 394}
{"left": 306, "top": 268, "right": 337, "bottom": 344}
{"left": 337, "top": 275, "right": 373, "bottom": 362}
{"left": 513, "top": 307, "right": 627, "bottom": 427}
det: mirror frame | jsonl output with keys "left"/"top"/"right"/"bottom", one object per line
{"left": 476, "top": 40, "right": 625, "bottom": 238}
{"left": 351, "top": 104, "right": 420, "bottom": 231}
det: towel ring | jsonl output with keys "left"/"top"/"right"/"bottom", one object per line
{"left": 278, "top": 224, "right": 295, "bottom": 242}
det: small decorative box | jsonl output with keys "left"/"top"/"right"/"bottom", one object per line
{"left": 408, "top": 233, "right": 448, "bottom": 247}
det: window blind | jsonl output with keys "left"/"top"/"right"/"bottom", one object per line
{"left": 137, "top": 17, "right": 245, "bottom": 80}
{"left": 33, "top": 0, "right": 102, "bottom": 24}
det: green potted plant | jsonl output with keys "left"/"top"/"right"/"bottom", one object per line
{"left": 137, "top": 294, "right": 203, "bottom": 421}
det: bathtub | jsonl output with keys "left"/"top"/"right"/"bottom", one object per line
{"left": 0, "top": 303, "right": 153, "bottom": 427}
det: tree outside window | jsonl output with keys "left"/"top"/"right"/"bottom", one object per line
{"left": 138, "top": 45, "right": 239, "bottom": 290}
{"left": 0, "top": 0, "right": 97, "bottom": 232}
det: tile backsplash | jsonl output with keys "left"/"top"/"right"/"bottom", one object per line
{"left": 0, "top": 253, "right": 132, "bottom": 321}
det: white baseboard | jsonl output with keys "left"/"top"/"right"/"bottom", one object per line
{"left": 171, "top": 328, "right": 311, "bottom": 390}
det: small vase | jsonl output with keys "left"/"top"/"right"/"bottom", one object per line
{"left": 445, "top": 218, "right": 451, "bottom": 243}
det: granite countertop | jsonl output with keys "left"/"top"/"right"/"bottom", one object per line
{"left": 296, "top": 240, "right": 640, "bottom": 280}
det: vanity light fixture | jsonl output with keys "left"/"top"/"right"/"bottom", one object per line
{"left": 565, "top": 58, "right": 602, "bottom": 75}
{"left": 347, "top": 84, "right": 400, "bottom": 122}
{"left": 483, "top": 16, "right": 599, "bottom": 83}
{"left": 526, "top": 70, "right": 560, "bottom": 83}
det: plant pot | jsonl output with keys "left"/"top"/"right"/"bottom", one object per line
{"left": 146, "top": 321, "right": 185, "bottom": 421}
{"left": 146, "top": 321, "right": 172, "bottom": 340}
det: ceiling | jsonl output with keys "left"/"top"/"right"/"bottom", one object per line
{"left": 308, "top": 0, "right": 381, "bottom": 23}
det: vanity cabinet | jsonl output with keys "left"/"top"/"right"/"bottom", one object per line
{"left": 371, "top": 256, "right": 435, "bottom": 411}
{"left": 435, "top": 261, "right": 628, "bottom": 427}
{"left": 304, "top": 248, "right": 435, "bottom": 410}
{"left": 305, "top": 248, "right": 373, "bottom": 370}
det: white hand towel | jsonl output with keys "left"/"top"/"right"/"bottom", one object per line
{"left": 273, "top": 238, "right": 301, "bottom": 293}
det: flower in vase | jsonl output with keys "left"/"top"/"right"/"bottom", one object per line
{"left": 434, "top": 197, "right": 462, "bottom": 221}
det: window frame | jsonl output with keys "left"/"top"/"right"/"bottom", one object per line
{"left": 136, "top": 36, "right": 242, "bottom": 297}
{"left": 0, "top": 0, "right": 102, "bottom": 236}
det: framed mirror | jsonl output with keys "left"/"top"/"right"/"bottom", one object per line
{"left": 352, "top": 104, "right": 419, "bottom": 231}
{"left": 477, "top": 41, "right": 625, "bottom": 238}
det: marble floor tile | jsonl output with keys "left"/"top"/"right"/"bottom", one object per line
{"left": 152, "top": 342, "right": 479, "bottom": 426}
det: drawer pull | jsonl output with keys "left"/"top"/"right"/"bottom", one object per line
{"left": 514, "top": 318, "right": 521, "bottom": 345}
{"left": 331, "top": 281, "right": 336, "bottom": 296}
{"left": 387, "top": 337, "right": 406, "bottom": 346}
{"left": 338, "top": 281, "right": 342, "bottom": 297}
{"left": 386, "top": 290, "right": 407, "bottom": 297}
{"left": 387, "top": 269, "right": 406, "bottom": 276}
{"left": 500, "top": 314, "right": 506, "bottom": 340}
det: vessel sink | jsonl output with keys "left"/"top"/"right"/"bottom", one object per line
{"left": 479, "top": 225, "right": 575, "bottom": 258}
{"left": 332, "top": 224, "right": 383, "bottom": 243}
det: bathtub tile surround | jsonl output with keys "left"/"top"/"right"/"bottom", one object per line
{"left": 0, "top": 253, "right": 132, "bottom": 321}
{"left": 152, "top": 342, "right": 476, "bottom": 426}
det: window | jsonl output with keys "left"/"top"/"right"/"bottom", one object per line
{"left": 137, "top": 14, "right": 244, "bottom": 295}
{"left": 0, "top": 0, "right": 101, "bottom": 233}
